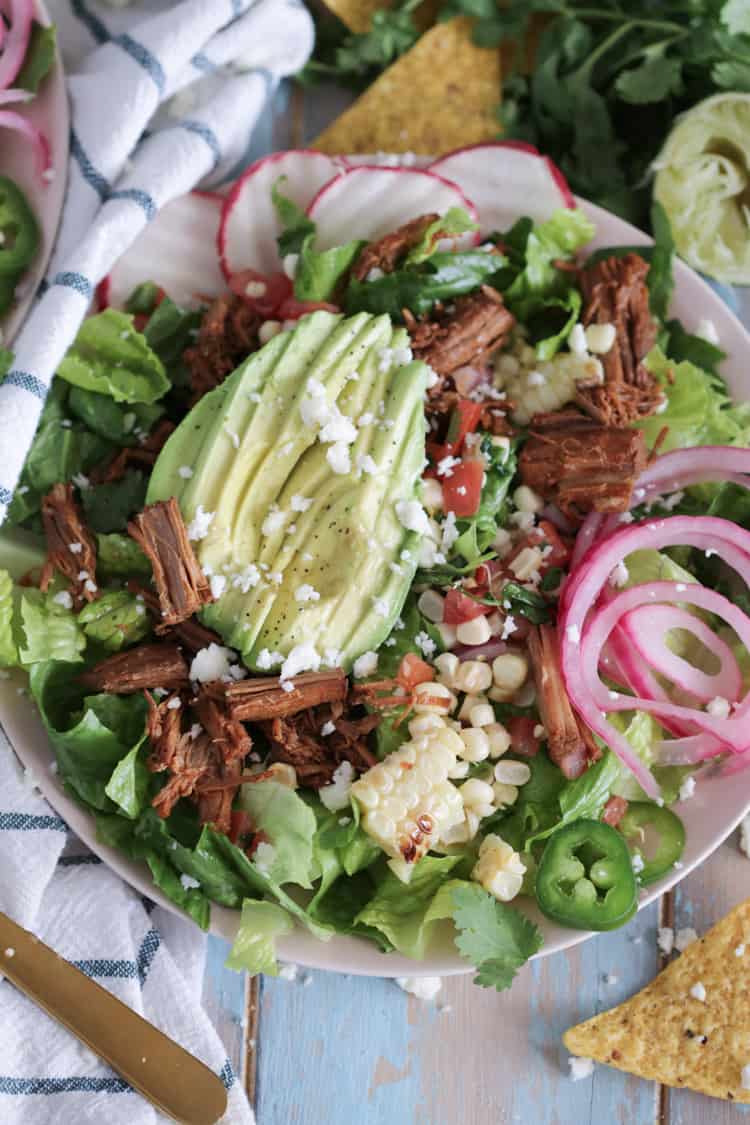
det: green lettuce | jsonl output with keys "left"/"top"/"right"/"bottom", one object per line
{"left": 405, "top": 208, "right": 478, "bottom": 264}
{"left": 272, "top": 180, "right": 316, "bottom": 256}
{"left": 17, "top": 589, "right": 86, "bottom": 666}
{"left": 608, "top": 710, "right": 691, "bottom": 806}
{"left": 226, "top": 900, "right": 294, "bottom": 976}
{"left": 30, "top": 662, "right": 148, "bottom": 809}
{"left": 524, "top": 751, "right": 621, "bottom": 849}
{"left": 96, "top": 533, "right": 151, "bottom": 580}
{"left": 0, "top": 569, "right": 15, "bottom": 666}
{"left": 81, "top": 469, "right": 148, "bottom": 534}
{"left": 67, "top": 386, "right": 163, "bottom": 446}
{"left": 56, "top": 310, "right": 170, "bottom": 405}
{"left": 345, "top": 250, "right": 506, "bottom": 320}
{"left": 503, "top": 208, "right": 595, "bottom": 318}
{"left": 104, "top": 738, "right": 150, "bottom": 818}
{"left": 641, "top": 347, "right": 750, "bottom": 452}
{"left": 295, "top": 238, "right": 366, "bottom": 302}
{"left": 354, "top": 854, "right": 465, "bottom": 958}
{"left": 239, "top": 780, "right": 318, "bottom": 888}
{"left": 79, "top": 590, "right": 151, "bottom": 652}
{"left": 144, "top": 298, "right": 203, "bottom": 388}
{"left": 448, "top": 438, "right": 517, "bottom": 570}
{"left": 16, "top": 22, "right": 57, "bottom": 94}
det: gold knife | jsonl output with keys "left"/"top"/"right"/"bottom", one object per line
{"left": 0, "top": 910, "right": 228, "bottom": 1125}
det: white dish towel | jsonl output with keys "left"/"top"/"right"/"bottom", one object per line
{"left": 0, "top": 0, "right": 314, "bottom": 1121}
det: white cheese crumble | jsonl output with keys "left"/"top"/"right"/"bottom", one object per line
{"left": 395, "top": 499, "right": 430, "bottom": 535}
{"left": 415, "top": 631, "right": 436, "bottom": 658}
{"left": 187, "top": 505, "right": 215, "bottom": 542}
{"left": 326, "top": 442, "right": 351, "bottom": 475}
{"left": 209, "top": 575, "right": 227, "bottom": 599}
{"left": 232, "top": 565, "right": 261, "bottom": 593}
{"left": 657, "top": 927, "right": 675, "bottom": 956}
{"left": 609, "top": 561, "right": 629, "bottom": 588}
{"left": 320, "top": 721, "right": 336, "bottom": 737}
{"left": 632, "top": 853, "right": 645, "bottom": 875}
{"left": 189, "top": 643, "right": 236, "bottom": 683}
{"left": 262, "top": 507, "right": 287, "bottom": 536}
{"left": 372, "top": 597, "right": 389, "bottom": 617}
{"left": 319, "top": 761, "right": 355, "bottom": 812}
{"left": 282, "top": 253, "right": 299, "bottom": 280}
{"left": 707, "top": 695, "right": 730, "bottom": 718}
{"left": 179, "top": 873, "right": 201, "bottom": 890}
{"left": 280, "top": 643, "right": 321, "bottom": 681}
{"left": 257, "top": 649, "right": 283, "bottom": 670}
{"left": 675, "top": 927, "right": 698, "bottom": 952}
{"left": 396, "top": 976, "right": 442, "bottom": 1001}
{"left": 52, "top": 590, "right": 74, "bottom": 610}
{"left": 696, "top": 318, "right": 719, "bottom": 345}
{"left": 166, "top": 697, "right": 182, "bottom": 711}
{"left": 69, "top": 541, "right": 83, "bottom": 554}
{"left": 568, "top": 1056, "right": 595, "bottom": 1081}
{"left": 737, "top": 944, "right": 747, "bottom": 957}
{"left": 352, "top": 651, "right": 378, "bottom": 679}
{"left": 356, "top": 453, "right": 378, "bottom": 477}
{"left": 295, "top": 584, "right": 320, "bottom": 603}
{"left": 291, "top": 494, "right": 313, "bottom": 512}
{"left": 678, "top": 776, "right": 696, "bottom": 802}
{"left": 178, "top": 465, "right": 193, "bottom": 479}
{"left": 689, "top": 981, "right": 706, "bottom": 1002}
{"left": 319, "top": 407, "right": 357, "bottom": 445}
{"left": 253, "top": 842, "right": 276, "bottom": 876}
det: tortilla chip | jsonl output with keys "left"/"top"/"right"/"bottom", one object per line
{"left": 564, "top": 899, "right": 750, "bottom": 1104}
{"left": 313, "top": 18, "right": 501, "bottom": 156}
{"left": 323, "top": 0, "right": 435, "bottom": 34}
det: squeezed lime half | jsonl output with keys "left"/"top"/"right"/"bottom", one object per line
{"left": 653, "top": 92, "right": 750, "bottom": 284}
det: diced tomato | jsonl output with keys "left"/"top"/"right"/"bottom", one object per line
{"left": 444, "top": 587, "right": 488, "bottom": 625}
{"left": 397, "top": 652, "right": 435, "bottom": 690}
{"left": 507, "top": 716, "right": 541, "bottom": 757}
{"left": 447, "top": 400, "right": 484, "bottom": 453}
{"left": 276, "top": 296, "right": 339, "bottom": 321}
{"left": 442, "top": 459, "right": 484, "bottom": 517}
{"left": 229, "top": 269, "right": 292, "bottom": 317}
{"left": 601, "top": 795, "right": 628, "bottom": 827}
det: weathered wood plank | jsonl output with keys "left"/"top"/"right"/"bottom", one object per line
{"left": 666, "top": 836, "right": 750, "bottom": 1125}
{"left": 254, "top": 902, "right": 661, "bottom": 1125}
{"left": 202, "top": 935, "right": 247, "bottom": 1085}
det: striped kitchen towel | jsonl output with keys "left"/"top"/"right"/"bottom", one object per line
{"left": 0, "top": 0, "right": 314, "bottom": 525}
{"left": 0, "top": 720, "right": 254, "bottom": 1124}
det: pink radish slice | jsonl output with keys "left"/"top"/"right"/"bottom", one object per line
{"left": 219, "top": 150, "right": 345, "bottom": 279}
{"left": 306, "top": 166, "right": 479, "bottom": 251}
{"left": 430, "top": 143, "right": 573, "bottom": 232}
{"left": 106, "top": 192, "right": 225, "bottom": 310}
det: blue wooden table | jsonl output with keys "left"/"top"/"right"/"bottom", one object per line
{"left": 200, "top": 78, "right": 750, "bottom": 1125}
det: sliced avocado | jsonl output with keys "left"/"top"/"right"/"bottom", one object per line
{"left": 148, "top": 311, "right": 428, "bottom": 671}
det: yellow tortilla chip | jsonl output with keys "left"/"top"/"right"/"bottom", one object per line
{"left": 323, "top": 0, "right": 435, "bottom": 34}
{"left": 313, "top": 18, "right": 501, "bottom": 156}
{"left": 564, "top": 899, "right": 750, "bottom": 1105}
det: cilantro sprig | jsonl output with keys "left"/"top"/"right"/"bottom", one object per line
{"left": 452, "top": 884, "right": 543, "bottom": 990}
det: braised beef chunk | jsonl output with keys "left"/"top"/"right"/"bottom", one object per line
{"left": 128, "top": 498, "right": 213, "bottom": 629}
{"left": 519, "top": 411, "right": 648, "bottom": 518}
{"left": 406, "top": 285, "right": 515, "bottom": 378}
{"left": 527, "top": 625, "right": 593, "bottom": 780}
{"left": 351, "top": 213, "right": 440, "bottom": 282}
{"left": 151, "top": 730, "right": 217, "bottom": 820}
{"left": 196, "top": 756, "right": 242, "bottom": 836}
{"left": 79, "top": 643, "right": 189, "bottom": 694}
{"left": 184, "top": 293, "right": 260, "bottom": 402}
{"left": 92, "top": 419, "right": 175, "bottom": 485}
{"left": 223, "top": 669, "right": 348, "bottom": 722}
{"left": 39, "top": 483, "right": 99, "bottom": 608}
{"left": 576, "top": 253, "right": 662, "bottom": 426}
{"left": 193, "top": 685, "right": 253, "bottom": 764}
{"left": 127, "top": 583, "right": 223, "bottom": 652}
{"left": 262, "top": 700, "right": 379, "bottom": 788}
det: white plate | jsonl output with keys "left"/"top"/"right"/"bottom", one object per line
{"left": 0, "top": 0, "right": 69, "bottom": 343}
{"left": 2, "top": 184, "right": 750, "bottom": 977}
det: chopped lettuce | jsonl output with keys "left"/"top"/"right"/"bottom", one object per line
{"left": 354, "top": 854, "right": 465, "bottom": 958}
{"left": 449, "top": 438, "right": 517, "bottom": 569}
{"left": 226, "top": 900, "right": 294, "bottom": 975}
{"left": 79, "top": 590, "right": 151, "bottom": 652}
{"left": 104, "top": 738, "right": 150, "bottom": 818}
{"left": 144, "top": 298, "right": 203, "bottom": 388}
{"left": 67, "top": 387, "right": 163, "bottom": 446}
{"left": 56, "top": 309, "right": 170, "bottom": 405}
{"left": 502, "top": 208, "right": 595, "bottom": 319}
{"left": 405, "top": 208, "right": 478, "bottom": 265}
{"left": 239, "top": 780, "right": 318, "bottom": 888}
{"left": 641, "top": 346, "right": 750, "bottom": 452}
{"left": 16, "top": 22, "right": 57, "bottom": 94}
{"left": 523, "top": 751, "right": 621, "bottom": 849}
{"left": 295, "top": 238, "right": 365, "bottom": 302}
{"left": 17, "top": 589, "right": 86, "bottom": 666}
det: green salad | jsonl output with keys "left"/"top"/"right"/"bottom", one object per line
{"left": 2, "top": 153, "right": 749, "bottom": 990}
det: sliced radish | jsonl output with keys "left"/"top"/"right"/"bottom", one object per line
{"left": 306, "top": 166, "right": 479, "bottom": 251}
{"left": 219, "top": 150, "right": 345, "bottom": 279}
{"left": 106, "top": 191, "right": 225, "bottom": 310}
{"left": 430, "top": 143, "right": 574, "bottom": 233}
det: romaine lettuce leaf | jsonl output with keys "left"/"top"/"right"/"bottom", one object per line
{"left": 405, "top": 208, "right": 478, "bottom": 264}
{"left": 56, "top": 310, "right": 170, "bottom": 405}
{"left": 345, "top": 250, "right": 505, "bottom": 320}
{"left": 503, "top": 208, "right": 595, "bottom": 318}
{"left": 239, "top": 780, "right": 318, "bottom": 888}
{"left": 67, "top": 386, "right": 163, "bottom": 446}
{"left": 524, "top": 751, "right": 620, "bottom": 849}
{"left": 144, "top": 298, "right": 203, "bottom": 388}
{"left": 226, "top": 900, "right": 294, "bottom": 975}
{"left": 17, "top": 589, "right": 86, "bottom": 666}
{"left": 641, "top": 346, "right": 750, "bottom": 451}
{"left": 104, "top": 738, "right": 150, "bottom": 818}
{"left": 354, "top": 854, "right": 465, "bottom": 958}
{"left": 79, "top": 590, "right": 151, "bottom": 652}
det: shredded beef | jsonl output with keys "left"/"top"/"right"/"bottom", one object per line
{"left": 406, "top": 285, "right": 515, "bottom": 379}
{"left": 519, "top": 411, "right": 648, "bottom": 518}
{"left": 184, "top": 293, "right": 260, "bottom": 403}
{"left": 262, "top": 699, "right": 379, "bottom": 788}
{"left": 79, "top": 643, "right": 189, "bottom": 694}
{"left": 351, "top": 213, "right": 440, "bottom": 282}
{"left": 602, "top": 794, "right": 628, "bottom": 827}
{"left": 223, "top": 669, "right": 348, "bottom": 722}
{"left": 527, "top": 625, "right": 598, "bottom": 780}
{"left": 193, "top": 684, "right": 253, "bottom": 764}
{"left": 39, "top": 483, "right": 99, "bottom": 608}
{"left": 576, "top": 253, "right": 661, "bottom": 426}
{"left": 195, "top": 757, "right": 242, "bottom": 836}
{"left": 91, "top": 420, "right": 175, "bottom": 485}
{"left": 128, "top": 498, "right": 213, "bottom": 629}
{"left": 127, "top": 582, "right": 223, "bottom": 652}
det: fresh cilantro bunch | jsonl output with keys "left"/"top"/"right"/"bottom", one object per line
{"left": 435, "top": 0, "right": 750, "bottom": 224}
{"left": 300, "top": 0, "right": 421, "bottom": 88}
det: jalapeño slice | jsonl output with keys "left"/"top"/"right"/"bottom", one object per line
{"left": 536, "top": 819, "right": 638, "bottom": 931}
{"left": 618, "top": 801, "right": 686, "bottom": 886}
{"left": 0, "top": 177, "right": 39, "bottom": 277}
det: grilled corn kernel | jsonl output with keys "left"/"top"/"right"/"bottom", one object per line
{"left": 455, "top": 659, "right": 493, "bottom": 695}
{"left": 460, "top": 778, "right": 495, "bottom": 820}
{"left": 585, "top": 322, "right": 616, "bottom": 354}
{"left": 436, "top": 622, "right": 457, "bottom": 649}
{"left": 351, "top": 729, "right": 464, "bottom": 869}
{"left": 492, "top": 653, "right": 529, "bottom": 696}
{"left": 472, "top": 834, "right": 526, "bottom": 902}
{"left": 486, "top": 722, "right": 511, "bottom": 758}
{"left": 408, "top": 713, "right": 445, "bottom": 738}
{"left": 412, "top": 681, "right": 456, "bottom": 714}
{"left": 448, "top": 759, "right": 470, "bottom": 780}
{"left": 492, "top": 781, "right": 519, "bottom": 808}
{"left": 417, "top": 589, "right": 445, "bottom": 623}
{"left": 459, "top": 728, "right": 490, "bottom": 763}
{"left": 458, "top": 691, "right": 488, "bottom": 722}
{"left": 513, "top": 485, "right": 544, "bottom": 514}
{"left": 509, "top": 546, "right": 544, "bottom": 581}
{"left": 494, "top": 760, "right": 531, "bottom": 786}
{"left": 469, "top": 703, "right": 495, "bottom": 728}
{"left": 455, "top": 615, "right": 492, "bottom": 647}
{"left": 441, "top": 809, "right": 481, "bottom": 846}
{"left": 434, "top": 651, "right": 460, "bottom": 688}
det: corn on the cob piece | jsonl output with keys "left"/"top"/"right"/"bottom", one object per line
{"left": 351, "top": 725, "right": 465, "bottom": 875}
{"left": 472, "top": 833, "right": 526, "bottom": 902}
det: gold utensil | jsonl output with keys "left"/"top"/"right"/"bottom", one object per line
{"left": 0, "top": 910, "right": 228, "bottom": 1125}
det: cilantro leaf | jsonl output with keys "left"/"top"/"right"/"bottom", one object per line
{"left": 451, "top": 884, "right": 543, "bottom": 991}
{"left": 614, "top": 55, "right": 683, "bottom": 105}
{"left": 272, "top": 180, "right": 316, "bottom": 257}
